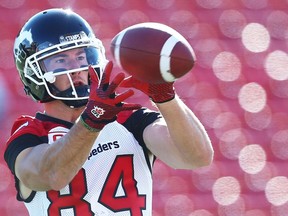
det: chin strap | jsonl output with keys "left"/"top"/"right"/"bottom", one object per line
{"left": 49, "top": 84, "right": 90, "bottom": 108}
{"left": 61, "top": 99, "right": 88, "bottom": 108}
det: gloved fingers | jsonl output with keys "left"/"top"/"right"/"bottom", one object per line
{"left": 120, "top": 76, "right": 144, "bottom": 88}
{"left": 88, "top": 65, "right": 100, "bottom": 84}
{"left": 119, "top": 76, "right": 134, "bottom": 88}
{"left": 121, "top": 103, "right": 142, "bottom": 111}
{"left": 88, "top": 65, "right": 100, "bottom": 98}
{"left": 113, "top": 89, "right": 135, "bottom": 104}
{"left": 99, "top": 61, "right": 113, "bottom": 90}
{"left": 105, "top": 72, "right": 125, "bottom": 96}
{"left": 120, "top": 76, "right": 149, "bottom": 94}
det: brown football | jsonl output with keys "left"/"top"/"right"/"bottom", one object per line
{"left": 110, "top": 22, "right": 196, "bottom": 83}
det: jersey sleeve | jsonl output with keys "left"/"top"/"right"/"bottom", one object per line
{"left": 119, "top": 108, "right": 162, "bottom": 148}
{"left": 4, "top": 115, "right": 48, "bottom": 174}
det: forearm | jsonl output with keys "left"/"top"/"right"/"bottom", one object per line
{"left": 44, "top": 121, "right": 98, "bottom": 189}
{"left": 19, "top": 121, "right": 98, "bottom": 191}
{"left": 156, "top": 96, "right": 214, "bottom": 167}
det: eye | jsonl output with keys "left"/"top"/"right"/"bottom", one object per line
{"left": 77, "top": 53, "right": 87, "bottom": 61}
{"left": 55, "top": 58, "right": 66, "bottom": 64}
{"left": 77, "top": 56, "right": 85, "bottom": 61}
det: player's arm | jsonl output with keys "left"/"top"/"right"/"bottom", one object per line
{"left": 14, "top": 62, "right": 141, "bottom": 193}
{"left": 120, "top": 76, "right": 213, "bottom": 169}
{"left": 143, "top": 96, "right": 213, "bottom": 169}
{"left": 15, "top": 123, "right": 99, "bottom": 192}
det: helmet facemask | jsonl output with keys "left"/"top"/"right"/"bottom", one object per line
{"left": 23, "top": 34, "right": 108, "bottom": 108}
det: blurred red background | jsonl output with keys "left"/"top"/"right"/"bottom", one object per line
{"left": 1, "top": 0, "right": 288, "bottom": 215}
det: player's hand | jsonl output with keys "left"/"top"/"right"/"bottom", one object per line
{"left": 80, "top": 61, "right": 141, "bottom": 131}
{"left": 120, "top": 76, "right": 175, "bottom": 103}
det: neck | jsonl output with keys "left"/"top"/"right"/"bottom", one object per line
{"left": 44, "top": 100, "right": 85, "bottom": 123}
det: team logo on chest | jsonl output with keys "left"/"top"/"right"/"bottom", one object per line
{"left": 48, "top": 126, "right": 69, "bottom": 143}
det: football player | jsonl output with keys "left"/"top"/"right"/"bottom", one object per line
{"left": 4, "top": 8, "right": 214, "bottom": 216}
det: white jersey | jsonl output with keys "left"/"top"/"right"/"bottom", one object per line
{"left": 4, "top": 109, "right": 160, "bottom": 216}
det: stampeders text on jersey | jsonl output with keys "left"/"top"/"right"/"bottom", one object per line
{"left": 88, "top": 141, "right": 120, "bottom": 160}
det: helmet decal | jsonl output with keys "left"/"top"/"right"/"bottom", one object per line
{"left": 59, "top": 31, "right": 89, "bottom": 43}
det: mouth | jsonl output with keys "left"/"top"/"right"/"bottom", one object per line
{"left": 73, "top": 79, "right": 85, "bottom": 87}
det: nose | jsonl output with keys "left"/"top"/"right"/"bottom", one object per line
{"left": 67, "top": 58, "right": 81, "bottom": 70}
{"left": 71, "top": 71, "right": 81, "bottom": 77}
{"left": 67, "top": 59, "right": 83, "bottom": 76}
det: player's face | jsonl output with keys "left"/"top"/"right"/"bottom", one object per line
{"left": 43, "top": 48, "right": 89, "bottom": 91}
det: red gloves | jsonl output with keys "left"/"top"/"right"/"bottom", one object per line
{"left": 80, "top": 61, "right": 141, "bottom": 131}
{"left": 120, "top": 76, "right": 175, "bottom": 103}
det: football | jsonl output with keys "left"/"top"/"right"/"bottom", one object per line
{"left": 110, "top": 22, "right": 196, "bottom": 83}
